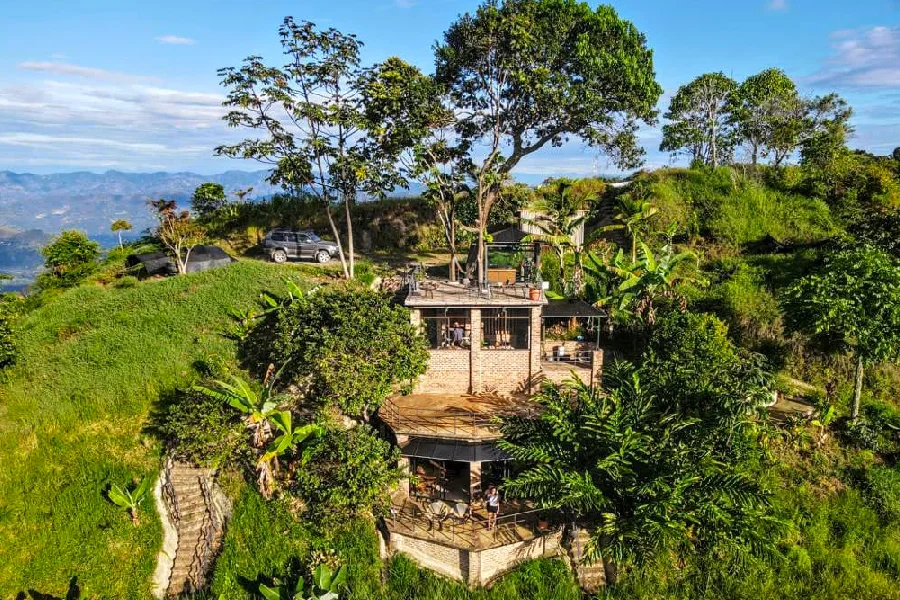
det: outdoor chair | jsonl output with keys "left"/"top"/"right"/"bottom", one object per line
{"left": 425, "top": 500, "right": 451, "bottom": 531}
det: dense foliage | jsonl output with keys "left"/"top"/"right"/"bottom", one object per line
{"left": 500, "top": 312, "right": 779, "bottom": 569}
{"left": 247, "top": 288, "right": 428, "bottom": 419}
{"left": 37, "top": 229, "right": 99, "bottom": 288}
{"left": 156, "top": 387, "right": 246, "bottom": 467}
{"left": 291, "top": 424, "right": 402, "bottom": 525}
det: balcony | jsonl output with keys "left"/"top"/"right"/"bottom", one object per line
{"left": 387, "top": 494, "right": 554, "bottom": 551}
{"left": 379, "top": 393, "right": 539, "bottom": 441}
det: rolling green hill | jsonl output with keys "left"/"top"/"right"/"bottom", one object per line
{"left": 0, "top": 260, "right": 315, "bottom": 599}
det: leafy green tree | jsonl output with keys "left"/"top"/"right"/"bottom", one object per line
{"left": 219, "top": 19, "right": 413, "bottom": 280}
{"left": 257, "top": 410, "right": 324, "bottom": 499}
{"left": 729, "top": 68, "right": 803, "bottom": 166}
{"left": 149, "top": 199, "right": 206, "bottom": 275}
{"left": 784, "top": 246, "right": 900, "bottom": 420}
{"left": 249, "top": 288, "right": 428, "bottom": 420}
{"left": 157, "top": 388, "right": 245, "bottom": 467}
{"left": 499, "top": 369, "right": 779, "bottom": 570}
{"left": 435, "top": 0, "right": 662, "bottom": 285}
{"left": 193, "top": 367, "right": 285, "bottom": 448}
{"left": 38, "top": 230, "right": 100, "bottom": 289}
{"left": 291, "top": 424, "right": 401, "bottom": 524}
{"left": 259, "top": 563, "right": 348, "bottom": 600}
{"left": 661, "top": 72, "right": 738, "bottom": 168}
{"left": 849, "top": 210, "right": 900, "bottom": 260}
{"left": 107, "top": 478, "right": 151, "bottom": 526}
{"left": 359, "top": 57, "right": 469, "bottom": 281}
{"left": 191, "top": 183, "right": 228, "bottom": 219}
{"left": 110, "top": 219, "right": 133, "bottom": 250}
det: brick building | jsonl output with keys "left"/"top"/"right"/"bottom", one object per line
{"left": 378, "top": 278, "right": 604, "bottom": 586}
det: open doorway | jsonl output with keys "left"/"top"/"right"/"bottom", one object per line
{"left": 410, "top": 458, "right": 471, "bottom": 502}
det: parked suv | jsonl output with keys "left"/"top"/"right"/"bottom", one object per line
{"left": 263, "top": 229, "right": 339, "bottom": 264}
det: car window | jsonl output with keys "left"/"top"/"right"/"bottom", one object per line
{"left": 296, "top": 234, "right": 310, "bottom": 243}
{"left": 270, "top": 233, "right": 285, "bottom": 242}
{"left": 308, "top": 233, "right": 322, "bottom": 242}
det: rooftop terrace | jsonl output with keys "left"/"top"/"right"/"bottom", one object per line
{"left": 405, "top": 279, "right": 547, "bottom": 308}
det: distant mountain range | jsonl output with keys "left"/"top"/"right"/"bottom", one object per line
{"left": 0, "top": 169, "right": 284, "bottom": 236}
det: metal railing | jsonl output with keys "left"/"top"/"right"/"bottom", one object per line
{"left": 388, "top": 500, "right": 553, "bottom": 550}
{"left": 187, "top": 478, "right": 220, "bottom": 591}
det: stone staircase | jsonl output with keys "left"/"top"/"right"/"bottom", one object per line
{"left": 158, "top": 460, "right": 229, "bottom": 597}
{"left": 567, "top": 527, "right": 612, "bottom": 594}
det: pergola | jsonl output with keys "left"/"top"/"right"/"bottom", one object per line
{"left": 542, "top": 299, "right": 605, "bottom": 346}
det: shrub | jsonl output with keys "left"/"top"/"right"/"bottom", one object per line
{"left": 246, "top": 288, "right": 428, "bottom": 419}
{"left": 0, "top": 309, "right": 14, "bottom": 370}
{"left": 155, "top": 388, "right": 247, "bottom": 467}
{"left": 38, "top": 230, "right": 100, "bottom": 289}
{"left": 291, "top": 424, "right": 401, "bottom": 525}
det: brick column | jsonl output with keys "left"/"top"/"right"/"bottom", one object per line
{"left": 469, "top": 308, "right": 482, "bottom": 393}
{"left": 396, "top": 434, "right": 411, "bottom": 498}
{"left": 409, "top": 308, "right": 421, "bottom": 329}
{"left": 467, "top": 550, "right": 482, "bottom": 587}
{"left": 590, "top": 349, "right": 604, "bottom": 391}
{"left": 528, "top": 306, "right": 543, "bottom": 394}
{"left": 469, "top": 461, "right": 482, "bottom": 504}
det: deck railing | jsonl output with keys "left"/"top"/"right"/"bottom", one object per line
{"left": 379, "top": 398, "right": 504, "bottom": 437}
{"left": 388, "top": 500, "right": 553, "bottom": 550}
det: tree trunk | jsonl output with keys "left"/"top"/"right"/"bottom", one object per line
{"left": 117, "top": 231, "right": 123, "bottom": 250}
{"left": 449, "top": 201, "right": 457, "bottom": 282}
{"left": 344, "top": 193, "right": 355, "bottom": 279}
{"left": 323, "top": 201, "right": 349, "bottom": 279}
{"left": 852, "top": 354, "right": 864, "bottom": 420}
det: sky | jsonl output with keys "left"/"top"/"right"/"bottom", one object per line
{"left": 0, "top": 0, "right": 898, "bottom": 179}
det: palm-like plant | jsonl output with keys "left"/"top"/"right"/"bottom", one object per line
{"left": 522, "top": 179, "right": 594, "bottom": 295}
{"left": 258, "top": 410, "right": 324, "bottom": 499}
{"left": 193, "top": 364, "right": 288, "bottom": 448}
{"left": 610, "top": 238, "right": 704, "bottom": 326}
{"left": 259, "top": 564, "right": 347, "bottom": 600}
{"left": 107, "top": 478, "right": 151, "bottom": 526}
{"left": 599, "top": 185, "right": 659, "bottom": 263}
{"left": 498, "top": 372, "right": 782, "bottom": 568}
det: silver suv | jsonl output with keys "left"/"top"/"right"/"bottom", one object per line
{"left": 263, "top": 229, "right": 339, "bottom": 264}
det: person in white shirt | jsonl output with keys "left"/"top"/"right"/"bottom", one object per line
{"left": 486, "top": 486, "right": 500, "bottom": 530}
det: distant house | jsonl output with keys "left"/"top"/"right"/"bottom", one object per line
{"left": 125, "top": 245, "right": 234, "bottom": 277}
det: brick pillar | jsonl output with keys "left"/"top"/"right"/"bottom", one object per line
{"left": 589, "top": 349, "right": 604, "bottom": 390}
{"left": 469, "top": 461, "right": 482, "bottom": 503}
{"left": 528, "top": 306, "right": 543, "bottom": 394}
{"left": 467, "top": 549, "right": 482, "bottom": 587}
{"left": 396, "top": 434, "right": 411, "bottom": 498}
{"left": 470, "top": 308, "right": 482, "bottom": 393}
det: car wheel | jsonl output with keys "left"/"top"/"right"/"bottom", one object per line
{"left": 315, "top": 250, "right": 330, "bottom": 264}
{"left": 272, "top": 249, "right": 288, "bottom": 263}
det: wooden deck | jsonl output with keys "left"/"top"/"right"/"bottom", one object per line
{"left": 379, "top": 393, "right": 540, "bottom": 440}
{"left": 386, "top": 494, "right": 552, "bottom": 550}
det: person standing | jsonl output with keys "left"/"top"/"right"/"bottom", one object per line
{"left": 452, "top": 321, "right": 465, "bottom": 347}
{"left": 486, "top": 485, "right": 500, "bottom": 530}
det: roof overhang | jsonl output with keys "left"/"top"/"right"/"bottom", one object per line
{"left": 400, "top": 438, "right": 511, "bottom": 462}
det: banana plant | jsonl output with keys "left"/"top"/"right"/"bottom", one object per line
{"left": 257, "top": 411, "right": 324, "bottom": 499}
{"left": 258, "top": 564, "right": 346, "bottom": 600}
{"left": 107, "top": 478, "right": 151, "bottom": 526}
{"left": 193, "top": 365, "right": 289, "bottom": 448}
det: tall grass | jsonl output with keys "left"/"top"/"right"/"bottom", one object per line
{"left": 0, "top": 260, "right": 312, "bottom": 598}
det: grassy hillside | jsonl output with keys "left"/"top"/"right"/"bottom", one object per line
{"left": 0, "top": 260, "right": 317, "bottom": 599}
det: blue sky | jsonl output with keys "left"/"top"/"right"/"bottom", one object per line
{"left": 0, "top": 0, "right": 898, "bottom": 178}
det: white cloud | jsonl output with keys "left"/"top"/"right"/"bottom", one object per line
{"left": 808, "top": 26, "right": 900, "bottom": 88}
{"left": 17, "top": 61, "right": 159, "bottom": 84}
{"left": 155, "top": 34, "right": 196, "bottom": 45}
{"left": 766, "top": 0, "right": 788, "bottom": 11}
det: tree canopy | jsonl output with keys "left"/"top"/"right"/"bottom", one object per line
{"left": 784, "top": 246, "right": 900, "bottom": 419}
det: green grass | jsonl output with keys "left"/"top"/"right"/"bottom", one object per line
{"left": 0, "top": 260, "right": 315, "bottom": 599}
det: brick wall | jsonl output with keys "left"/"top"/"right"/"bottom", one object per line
{"left": 411, "top": 306, "right": 545, "bottom": 396}
{"left": 386, "top": 530, "right": 562, "bottom": 587}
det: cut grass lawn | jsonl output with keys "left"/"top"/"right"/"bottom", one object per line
{"left": 0, "top": 260, "right": 316, "bottom": 599}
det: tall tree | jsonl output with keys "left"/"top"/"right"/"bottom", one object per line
{"left": 435, "top": 0, "right": 662, "bottom": 286}
{"left": 729, "top": 68, "right": 803, "bottom": 166}
{"left": 110, "top": 219, "right": 132, "bottom": 250}
{"left": 359, "top": 57, "right": 469, "bottom": 281}
{"left": 218, "top": 18, "right": 402, "bottom": 279}
{"left": 661, "top": 72, "right": 738, "bottom": 168}
{"left": 785, "top": 246, "right": 900, "bottom": 420}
